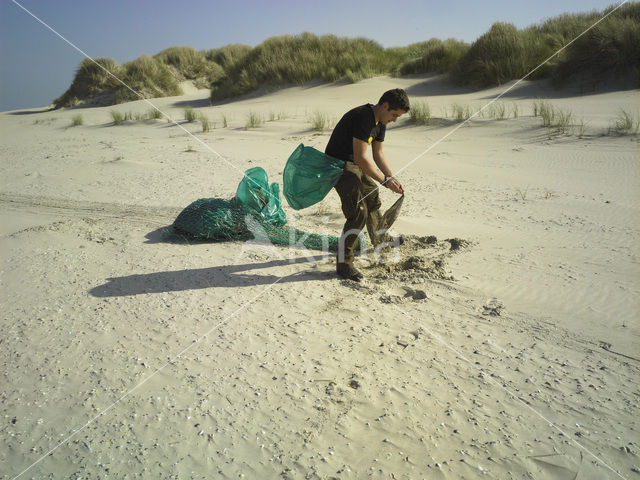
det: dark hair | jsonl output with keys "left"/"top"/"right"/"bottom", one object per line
{"left": 378, "top": 88, "right": 410, "bottom": 112}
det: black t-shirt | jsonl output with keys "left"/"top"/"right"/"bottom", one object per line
{"left": 325, "top": 104, "right": 385, "bottom": 163}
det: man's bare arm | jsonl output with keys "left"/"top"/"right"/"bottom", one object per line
{"left": 371, "top": 141, "right": 404, "bottom": 194}
{"left": 371, "top": 141, "right": 393, "bottom": 177}
{"left": 352, "top": 137, "right": 385, "bottom": 183}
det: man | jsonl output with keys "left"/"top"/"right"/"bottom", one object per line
{"left": 325, "top": 88, "right": 409, "bottom": 281}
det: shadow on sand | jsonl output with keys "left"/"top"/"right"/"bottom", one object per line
{"left": 89, "top": 255, "right": 333, "bottom": 297}
{"left": 89, "top": 226, "right": 333, "bottom": 297}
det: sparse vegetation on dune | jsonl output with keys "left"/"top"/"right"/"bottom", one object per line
{"left": 199, "top": 114, "right": 211, "bottom": 132}
{"left": 110, "top": 110, "right": 124, "bottom": 125}
{"left": 244, "top": 111, "right": 264, "bottom": 130}
{"left": 54, "top": 3, "right": 639, "bottom": 108}
{"left": 70, "top": 114, "right": 83, "bottom": 126}
{"left": 408, "top": 101, "right": 432, "bottom": 125}
{"left": 184, "top": 107, "right": 197, "bottom": 122}
{"left": 609, "top": 109, "right": 640, "bottom": 135}
{"left": 307, "top": 110, "right": 333, "bottom": 131}
{"left": 148, "top": 108, "right": 163, "bottom": 120}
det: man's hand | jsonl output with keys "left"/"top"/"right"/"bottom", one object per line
{"left": 384, "top": 176, "right": 404, "bottom": 194}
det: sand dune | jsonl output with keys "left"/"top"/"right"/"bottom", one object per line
{"left": 1, "top": 75, "right": 638, "bottom": 479}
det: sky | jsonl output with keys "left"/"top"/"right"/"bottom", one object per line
{"left": 0, "top": 0, "right": 624, "bottom": 111}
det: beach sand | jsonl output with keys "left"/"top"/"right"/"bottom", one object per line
{"left": 1, "top": 75, "right": 638, "bottom": 479}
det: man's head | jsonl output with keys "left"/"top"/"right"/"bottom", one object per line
{"left": 376, "top": 88, "right": 410, "bottom": 125}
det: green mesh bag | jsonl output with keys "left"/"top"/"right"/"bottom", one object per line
{"left": 172, "top": 197, "right": 252, "bottom": 241}
{"left": 236, "top": 167, "right": 287, "bottom": 225}
{"left": 172, "top": 167, "right": 358, "bottom": 252}
{"left": 283, "top": 143, "right": 345, "bottom": 210}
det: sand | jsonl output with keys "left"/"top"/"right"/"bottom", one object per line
{"left": 1, "top": 75, "right": 638, "bottom": 479}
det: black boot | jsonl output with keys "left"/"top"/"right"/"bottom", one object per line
{"left": 336, "top": 263, "right": 363, "bottom": 282}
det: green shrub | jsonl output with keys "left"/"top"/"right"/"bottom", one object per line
{"left": 154, "top": 46, "right": 208, "bottom": 79}
{"left": 451, "top": 4, "right": 640, "bottom": 88}
{"left": 70, "top": 114, "right": 83, "bottom": 126}
{"left": 553, "top": 12, "right": 640, "bottom": 87}
{"left": 397, "top": 38, "right": 469, "bottom": 75}
{"left": 54, "top": 57, "right": 121, "bottom": 108}
{"left": 114, "top": 55, "right": 182, "bottom": 103}
{"left": 53, "top": 4, "right": 640, "bottom": 108}
{"left": 155, "top": 46, "right": 224, "bottom": 88}
{"left": 211, "top": 32, "right": 395, "bottom": 101}
{"left": 451, "top": 22, "right": 528, "bottom": 87}
{"left": 205, "top": 44, "right": 252, "bottom": 70}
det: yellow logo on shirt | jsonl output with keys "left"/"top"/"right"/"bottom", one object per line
{"left": 367, "top": 136, "right": 373, "bottom": 144}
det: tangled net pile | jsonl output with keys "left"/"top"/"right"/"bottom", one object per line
{"left": 171, "top": 167, "right": 344, "bottom": 252}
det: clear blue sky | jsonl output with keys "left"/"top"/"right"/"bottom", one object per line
{"left": 0, "top": 0, "right": 622, "bottom": 111}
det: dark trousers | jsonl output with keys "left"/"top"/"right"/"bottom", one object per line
{"left": 334, "top": 162, "right": 384, "bottom": 265}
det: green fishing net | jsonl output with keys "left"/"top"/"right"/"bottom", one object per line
{"left": 172, "top": 166, "right": 362, "bottom": 252}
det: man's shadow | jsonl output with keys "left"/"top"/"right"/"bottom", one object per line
{"left": 89, "top": 227, "right": 334, "bottom": 298}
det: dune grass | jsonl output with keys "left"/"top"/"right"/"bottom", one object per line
{"left": 199, "top": 114, "right": 211, "bottom": 132}
{"left": 54, "top": 57, "right": 122, "bottom": 108}
{"left": 184, "top": 107, "right": 197, "bottom": 122}
{"left": 54, "top": 4, "right": 639, "bottom": 107}
{"left": 451, "top": 103, "right": 472, "bottom": 122}
{"left": 114, "top": 55, "right": 182, "bottom": 104}
{"left": 55, "top": 55, "right": 182, "bottom": 108}
{"left": 148, "top": 108, "right": 163, "bottom": 120}
{"left": 554, "top": 109, "right": 573, "bottom": 134}
{"left": 154, "top": 46, "right": 223, "bottom": 88}
{"left": 307, "top": 110, "right": 333, "bottom": 131}
{"left": 409, "top": 101, "right": 432, "bottom": 124}
{"left": 70, "top": 114, "right": 83, "bottom": 126}
{"left": 451, "top": 3, "right": 639, "bottom": 88}
{"left": 110, "top": 110, "right": 124, "bottom": 125}
{"left": 396, "top": 38, "right": 470, "bottom": 75}
{"left": 204, "top": 44, "right": 252, "bottom": 70}
{"left": 489, "top": 102, "right": 507, "bottom": 119}
{"left": 268, "top": 110, "right": 288, "bottom": 122}
{"left": 532, "top": 100, "right": 582, "bottom": 135}
{"left": 211, "top": 32, "right": 397, "bottom": 101}
{"left": 609, "top": 109, "right": 640, "bottom": 135}
{"left": 245, "top": 111, "right": 264, "bottom": 129}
